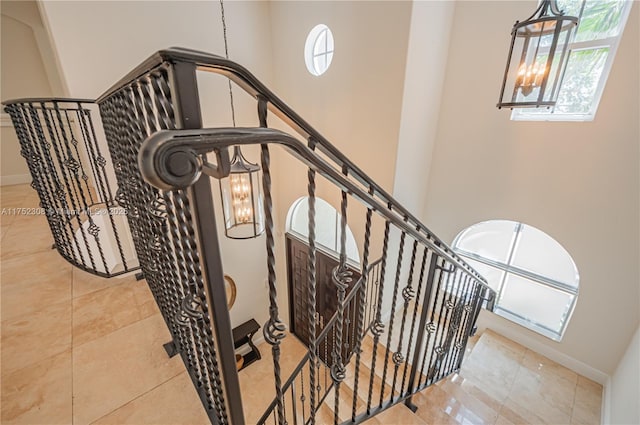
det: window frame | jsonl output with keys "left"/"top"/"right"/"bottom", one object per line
{"left": 453, "top": 221, "right": 579, "bottom": 341}
{"left": 304, "top": 24, "right": 335, "bottom": 77}
{"left": 512, "top": 0, "right": 633, "bottom": 122}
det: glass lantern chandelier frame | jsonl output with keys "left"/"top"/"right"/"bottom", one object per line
{"left": 217, "top": 0, "right": 265, "bottom": 239}
{"left": 497, "top": 0, "right": 579, "bottom": 109}
{"left": 219, "top": 146, "right": 265, "bottom": 239}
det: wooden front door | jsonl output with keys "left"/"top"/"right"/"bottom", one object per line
{"left": 286, "top": 234, "right": 361, "bottom": 364}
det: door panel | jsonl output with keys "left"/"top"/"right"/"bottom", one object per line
{"left": 287, "top": 234, "right": 361, "bottom": 364}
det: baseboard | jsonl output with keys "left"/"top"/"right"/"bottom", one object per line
{"left": 1, "top": 113, "right": 13, "bottom": 127}
{"left": 483, "top": 321, "right": 609, "bottom": 385}
{"left": 1, "top": 174, "right": 31, "bottom": 186}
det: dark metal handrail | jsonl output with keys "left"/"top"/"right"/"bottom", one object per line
{"left": 140, "top": 127, "right": 496, "bottom": 424}
{"left": 104, "top": 47, "right": 486, "bottom": 284}
{"left": 91, "top": 46, "right": 496, "bottom": 425}
{"left": 139, "top": 127, "right": 491, "bottom": 288}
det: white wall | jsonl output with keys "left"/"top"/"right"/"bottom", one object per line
{"left": 267, "top": 1, "right": 412, "bottom": 326}
{"left": 423, "top": 1, "right": 639, "bottom": 377}
{"left": 393, "top": 1, "right": 455, "bottom": 214}
{"left": 382, "top": 1, "right": 456, "bottom": 319}
{"left": 606, "top": 325, "right": 640, "bottom": 424}
{"left": 40, "top": 0, "right": 275, "bottom": 329}
{"left": 1, "top": 4, "right": 55, "bottom": 185}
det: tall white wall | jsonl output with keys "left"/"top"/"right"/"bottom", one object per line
{"left": 393, "top": 1, "right": 455, "bottom": 214}
{"left": 423, "top": 1, "right": 639, "bottom": 377}
{"left": 607, "top": 325, "right": 640, "bottom": 424}
{"left": 40, "top": 0, "right": 275, "bottom": 330}
{"left": 267, "top": 1, "right": 412, "bottom": 325}
{"left": 1, "top": 3, "right": 55, "bottom": 185}
{"left": 382, "top": 1, "right": 456, "bottom": 319}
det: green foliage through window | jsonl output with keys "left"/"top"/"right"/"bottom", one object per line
{"left": 513, "top": 0, "right": 631, "bottom": 120}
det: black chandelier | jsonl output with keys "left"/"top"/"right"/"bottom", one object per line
{"left": 219, "top": 147, "right": 265, "bottom": 239}
{"left": 497, "top": 0, "right": 578, "bottom": 109}
{"left": 217, "top": 0, "right": 265, "bottom": 239}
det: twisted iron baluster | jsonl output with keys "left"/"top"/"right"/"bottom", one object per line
{"left": 391, "top": 236, "right": 418, "bottom": 397}
{"left": 444, "top": 273, "right": 470, "bottom": 374}
{"left": 426, "top": 263, "right": 456, "bottom": 384}
{"left": 122, "top": 86, "right": 171, "bottom": 318}
{"left": 83, "top": 106, "right": 117, "bottom": 206}
{"left": 27, "top": 103, "right": 80, "bottom": 263}
{"left": 164, "top": 192, "right": 202, "bottom": 382}
{"left": 401, "top": 246, "right": 429, "bottom": 395}
{"left": 454, "top": 281, "right": 483, "bottom": 371}
{"left": 53, "top": 103, "right": 110, "bottom": 273}
{"left": 9, "top": 104, "right": 73, "bottom": 262}
{"left": 380, "top": 224, "right": 407, "bottom": 407}
{"left": 63, "top": 109, "right": 94, "bottom": 204}
{"left": 439, "top": 269, "right": 464, "bottom": 380}
{"left": 331, "top": 164, "right": 350, "bottom": 424}
{"left": 62, "top": 109, "right": 94, "bottom": 204}
{"left": 39, "top": 104, "right": 95, "bottom": 269}
{"left": 115, "top": 87, "right": 185, "bottom": 386}
{"left": 366, "top": 219, "right": 391, "bottom": 414}
{"left": 74, "top": 108, "right": 103, "bottom": 202}
{"left": 158, "top": 81, "right": 227, "bottom": 421}
{"left": 449, "top": 278, "right": 474, "bottom": 371}
{"left": 76, "top": 105, "right": 128, "bottom": 272}
{"left": 418, "top": 256, "right": 445, "bottom": 389}
{"left": 306, "top": 137, "right": 318, "bottom": 425}
{"left": 351, "top": 185, "right": 374, "bottom": 422}
{"left": 449, "top": 275, "right": 472, "bottom": 374}
{"left": 258, "top": 102, "right": 286, "bottom": 424}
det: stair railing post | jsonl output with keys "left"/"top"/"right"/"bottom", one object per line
{"left": 404, "top": 252, "right": 439, "bottom": 413}
{"left": 173, "top": 61, "right": 245, "bottom": 425}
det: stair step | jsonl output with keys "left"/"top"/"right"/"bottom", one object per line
{"left": 343, "top": 351, "right": 392, "bottom": 411}
{"left": 359, "top": 334, "right": 429, "bottom": 396}
{"left": 318, "top": 382, "right": 364, "bottom": 424}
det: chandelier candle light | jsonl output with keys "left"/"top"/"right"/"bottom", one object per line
{"left": 217, "top": 0, "right": 265, "bottom": 239}
{"left": 219, "top": 147, "right": 264, "bottom": 239}
{"left": 497, "top": 0, "right": 578, "bottom": 109}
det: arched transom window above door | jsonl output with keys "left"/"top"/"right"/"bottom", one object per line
{"left": 286, "top": 196, "right": 360, "bottom": 264}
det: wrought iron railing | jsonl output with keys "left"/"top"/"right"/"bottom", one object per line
{"left": 5, "top": 47, "right": 495, "bottom": 425}
{"left": 256, "top": 257, "right": 382, "bottom": 425}
{"left": 95, "top": 47, "right": 495, "bottom": 425}
{"left": 2, "top": 98, "right": 139, "bottom": 277}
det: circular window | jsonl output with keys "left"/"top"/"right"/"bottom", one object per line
{"left": 304, "top": 24, "right": 334, "bottom": 76}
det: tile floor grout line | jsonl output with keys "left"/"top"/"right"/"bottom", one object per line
{"left": 71, "top": 311, "right": 165, "bottom": 351}
{"left": 1, "top": 246, "right": 57, "bottom": 262}
{"left": 569, "top": 374, "right": 579, "bottom": 423}
{"left": 71, "top": 262, "right": 75, "bottom": 425}
{"left": 0, "top": 185, "right": 605, "bottom": 425}
{"left": 86, "top": 370, "right": 187, "bottom": 425}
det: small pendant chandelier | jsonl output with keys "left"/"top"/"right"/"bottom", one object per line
{"left": 497, "top": 0, "right": 578, "bottom": 109}
{"left": 217, "top": 0, "right": 264, "bottom": 239}
{"left": 219, "top": 147, "right": 265, "bottom": 239}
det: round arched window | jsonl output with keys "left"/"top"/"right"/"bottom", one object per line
{"left": 453, "top": 220, "right": 579, "bottom": 341}
{"left": 285, "top": 196, "right": 359, "bottom": 264}
{"left": 304, "top": 24, "right": 334, "bottom": 76}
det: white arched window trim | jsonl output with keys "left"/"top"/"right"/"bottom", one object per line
{"left": 286, "top": 196, "right": 360, "bottom": 265}
{"left": 453, "top": 220, "right": 579, "bottom": 341}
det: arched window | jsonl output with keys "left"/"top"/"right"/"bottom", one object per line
{"left": 286, "top": 196, "right": 359, "bottom": 264}
{"left": 453, "top": 220, "right": 579, "bottom": 341}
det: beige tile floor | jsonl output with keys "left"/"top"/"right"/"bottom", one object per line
{"left": 1, "top": 184, "right": 603, "bottom": 424}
